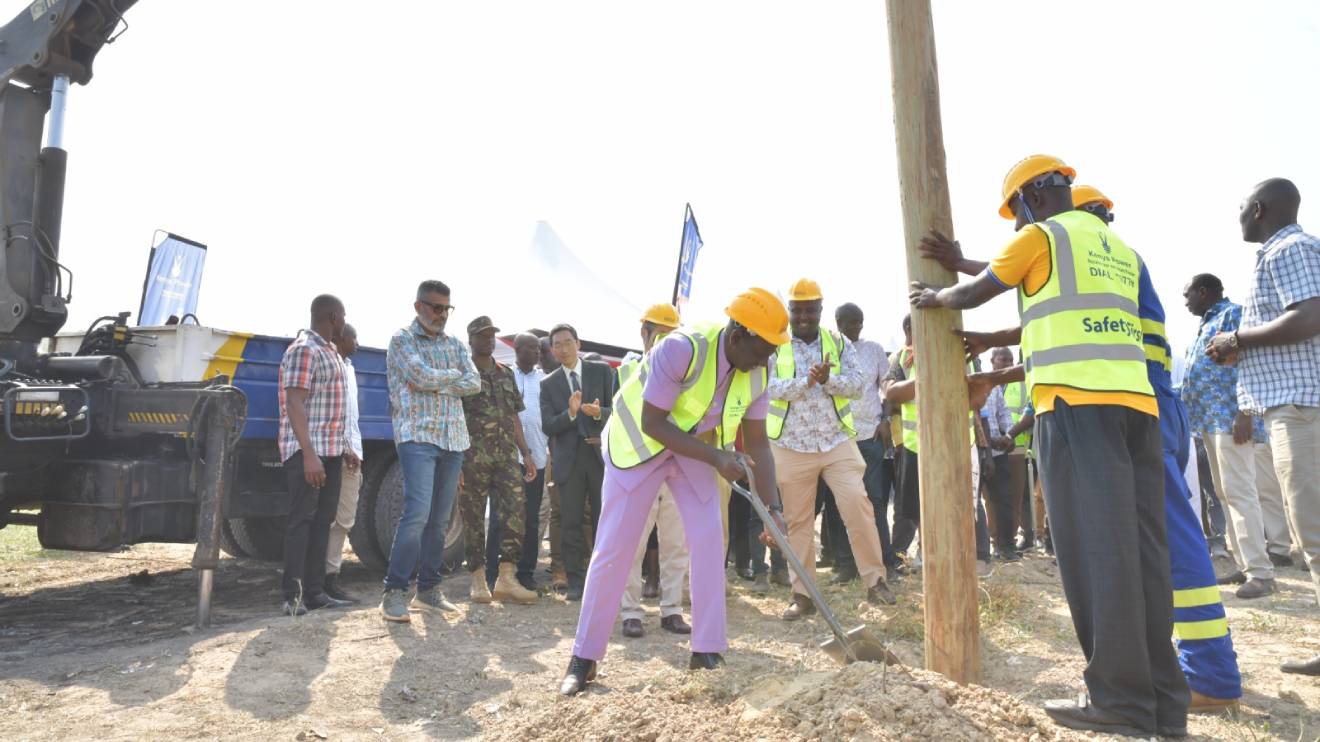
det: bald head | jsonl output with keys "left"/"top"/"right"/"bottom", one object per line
{"left": 1240, "top": 178, "right": 1301, "bottom": 243}
{"left": 309, "top": 294, "right": 346, "bottom": 341}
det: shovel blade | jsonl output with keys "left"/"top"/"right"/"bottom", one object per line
{"left": 820, "top": 625, "right": 901, "bottom": 666}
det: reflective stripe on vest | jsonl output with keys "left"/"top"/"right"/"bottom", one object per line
{"left": 1002, "top": 380, "right": 1032, "bottom": 449}
{"left": 1017, "top": 211, "right": 1154, "bottom": 400}
{"left": 606, "top": 323, "right": 765, "bottom": 468}
{"left": 1140, "top": 317, "right": 1173, "bottom": 372}
{"left": 767, "top": 330, "right": 854, "bottom": 440}
{"left": 898, "top": 350, "right": 973, "bottom": 455}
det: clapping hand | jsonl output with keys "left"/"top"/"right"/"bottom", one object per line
{"left": 581, "top": 398, "right": 602, "bottom": 418}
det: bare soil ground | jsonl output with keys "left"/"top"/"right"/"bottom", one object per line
{"left": 1, "top": 531, "right": 1317, "bottom": 741}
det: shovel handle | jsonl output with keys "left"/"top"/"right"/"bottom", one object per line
{"left": 730, "top": 476, "right": 859, "bottom": 661}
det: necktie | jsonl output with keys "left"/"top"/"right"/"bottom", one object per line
{"left": 570, "top": 370, "right": 580, "bottom": 394}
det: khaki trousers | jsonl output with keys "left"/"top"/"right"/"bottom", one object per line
{"left": 1203, "top": 432, "right": 1291, "bottom": 580}
{"left": 1264, "top": 405, "right": 1320, "bottom": 605}
{"left": 772, "top": 441, "right": 885, "bottom": 595}
{"left": 325, "top": 465, "right": 362, "bottom": 575}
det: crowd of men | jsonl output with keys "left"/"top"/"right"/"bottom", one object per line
{"left": 271, "top": 159, "right": 1319, "bottom": 739}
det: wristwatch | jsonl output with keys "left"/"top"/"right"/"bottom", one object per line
{"left": 768, "top": 501, "right": 784, "bottom": 514}
{"left": 1227, "top": 330, "right": 1241, "bottom": 353}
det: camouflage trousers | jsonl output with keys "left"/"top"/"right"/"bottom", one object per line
{"left": 460, "top": 452, "right": 525, "bottom": 569}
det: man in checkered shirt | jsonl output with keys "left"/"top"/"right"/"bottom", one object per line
{"left": 277, "top": 294, "right": 355, "bottom": 616}
{"left": 1207, "top": 178, "right": 1320, "bottom": 676}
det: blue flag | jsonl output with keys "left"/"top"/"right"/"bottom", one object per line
{"left": 138, "top": 234, "right": 207, "bottom": 326}
{"left": 674, "top": 205, "right": 703, "bottom": 310}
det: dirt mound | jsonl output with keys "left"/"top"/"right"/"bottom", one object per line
{"left": 490, "top": 661, "right": 1083, "bottom": 742}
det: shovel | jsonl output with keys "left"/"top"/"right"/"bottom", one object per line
{"left": 731, "top": 476, "right": 898, "bottom": 666}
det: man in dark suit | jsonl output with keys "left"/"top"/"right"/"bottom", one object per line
{"left": 541, "top": 323, "right": 615, "bottom": 600}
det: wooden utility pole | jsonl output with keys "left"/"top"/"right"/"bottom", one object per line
{"left": 885, "top": 0, "right": 980, "bottom": 684}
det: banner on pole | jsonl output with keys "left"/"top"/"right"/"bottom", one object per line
{"left": 673, "top": 204, "right": 703, "bottom": 311}
{"left": 138, "top": 233, "right": 207, "bottom": 326}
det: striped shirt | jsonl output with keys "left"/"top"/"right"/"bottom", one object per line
{"left": 386, "top": 319, "right": 482, "bottom": 450}
{"left": 1238, "top": 224, "right": 1320, "bottom": 413}
{"left": 277, "top": 329, "right": 347, "bottom": 462}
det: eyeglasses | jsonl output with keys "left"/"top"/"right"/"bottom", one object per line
{"left": 419, "top": 300, "right": 455, "bottom": 315}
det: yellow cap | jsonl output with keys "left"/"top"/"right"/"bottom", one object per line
{"left": 787, "top": 278, "right": 823, "bottom": 302}
{"left": 726, "top": 287, "right": 790, "bottom": 346}
{"left": 1071, "top": 184, "right": 1114, "bottom": 211}
{"left": 640, "top": 303, "right": 681, "bottom": 329}
{"left": 999, "top": 154, "right": 1077, "bottom": 219}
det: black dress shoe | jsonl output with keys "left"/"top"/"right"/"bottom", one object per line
{"left": 622, "top": 618, "right": 644, "bottom": 638}
{"left": 559, "top": 656, "right": 597, "bottom": 696}
{"left": 1043, "top": 698, "right": 1150, "bottom": 738}
{"left": 323, "top": 574, "right": 359, "bottom": 605}
{"left": 565, "top": 584, "right": 584, "bottom": 602}
{"left": 517, "top": 575, "right": 539, "bottom": 592}
{"left": 830, "top": 568, "right": 859, "bottom": 585}
{"left": 304, "top": 592, "right": 352, "bottom": 610}
{"left": 1269, "top": 552, "right": 1294, "bottom": 568}
{"left": 282, "top": 600, "right": 308, "bottom": 617}
{"left": 1216, "top": 570, "right": 1247, "bottom": 586}
{"left": 689, "top": 652, "right": 724, "bottom": 670}
{"left": 1281, "top": 653, "right": 1320, "bottom": 675}
{"left": 660, "top": 615, "right": 691, "bottom": 634}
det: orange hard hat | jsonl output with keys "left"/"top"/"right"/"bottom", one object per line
{"left": 1071, "top": 184, "right": 1114, "bottom": 211}
{"left": 786, "top": 278, "right": 823, "bottom": 302}
{"left": 726, "top": 288, "right": 790, "bottom": 346}
{"left": 999, "top": 154, "right": 1077, "bottom": 219}
{"left": 640, "top": 303, "right": 681, "bottom": 329}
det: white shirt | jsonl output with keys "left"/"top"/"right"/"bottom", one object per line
{"left": 343, "top": 356, "right": 363, "bottom": 459}
{"left": 850, "top": 338, "right": 889, "bottom": 440}
{"left": 515, "top": 365, "right": 548, "bottom": 470}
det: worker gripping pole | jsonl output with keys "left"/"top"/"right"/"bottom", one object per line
{"left": 885, "top": 0, "right": 980, "bottom": 684}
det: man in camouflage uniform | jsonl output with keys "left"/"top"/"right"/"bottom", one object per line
{"left": 461, "top": 316, "right": 540, "bottom": 604}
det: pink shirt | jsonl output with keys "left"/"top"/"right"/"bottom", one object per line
{"left": 606, "top": 331, "right": 769, "bottom": 493}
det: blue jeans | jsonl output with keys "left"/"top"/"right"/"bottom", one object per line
{"left": 384, "top": 442, "right": 464, "bottom": 592}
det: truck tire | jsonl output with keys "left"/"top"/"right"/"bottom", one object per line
{"left": 218, "top": 518, "right": 250, "bottom": 559}
{"left": 359, "top": 455, "right": 466, "bottom": 575}
{"left": 347, "top": 456, "right": 390, "bottom": 573}
{"left": 227, "top": 516, "right": 286, "bottom": 562}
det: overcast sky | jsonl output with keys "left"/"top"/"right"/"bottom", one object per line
{"left": 42, "top": 0, "right": 1320, "bottom": 358}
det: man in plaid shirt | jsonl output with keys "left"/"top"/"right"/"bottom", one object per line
{"left": 1207, "top": 178, "right": 1320, "bottom": 676}
{"left": 278, "top": 294, "right": 354, "bottom": 616}
{"left": 380, "top": 279, "right": 482, "bottom": 622}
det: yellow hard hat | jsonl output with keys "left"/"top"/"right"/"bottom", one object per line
{"left": 640, "top": 303, "right": 681, "bottom": 329}
{"left": 787, "top": 278, "right": 823, "bottom": 302}
{"left": 1071, "top": 184, "right": 1114, "bottom": 211}
{"left": 726, "top": 287, "right": 790, "bottom": 346}
{"left": 999, "top": 154, "right": 1077, "bottom": 219}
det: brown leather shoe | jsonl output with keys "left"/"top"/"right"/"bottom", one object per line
{"left": 621, "top": 618, "right": 644, "bottom": 638}
{"left": 1189, "top": 689, "right": 1239, "bottom": 714}
{"left": 867, "top": 577, "right": 897, "bottom": 606}
{"left": 551, "top": 566, "right": 569, "bottom": 591}
{"left": 660, "top": 614, "right": 691, "bottom": 634}
{"left": 781, "top": 593, "right": 817, "bottom": 622}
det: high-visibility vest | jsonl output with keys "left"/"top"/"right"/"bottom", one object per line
{"left": 767, "top": 330, "right": 854, "bottom": 440}
{"left": 1002, "top": 380, "right": 1031, "bottom": 449}
{"left": 1018, "top": 210, "right": 1153, "bottom": 402}
{"left": 897, "top": 347, "right": 973, "bottom": 455}
{"left": 606, "top": 323, "right": 766, "bottom": 469}
{"left": 616, "top": 332, "right": 669, "bottom": 389}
